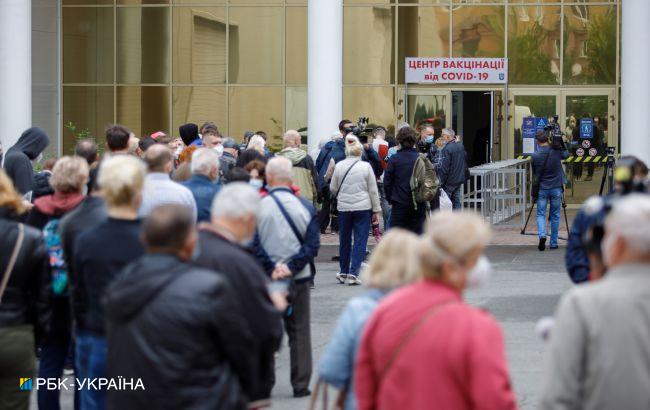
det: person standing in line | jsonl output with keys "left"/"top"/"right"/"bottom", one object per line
{"left": 317, "top": 229, "right": 422, "bottom": 410}
{"left": 255, "top": 157, "right": 320, "bottom": 398}
{"left": 105, "top": 205, "right": 257, "bottom": 410}
{"left": 194, "top": 183, "right": 284, "bottom": 407}
{"left": 277, "top": 130, "right": 320, "bottom": 206}
{"left": 104, "top": 124, "right": 132, "bottom": 156}
{"left": 330, "top": 136, "right": 381, "bottom": 286}
{"left": 531, "top": 131, "right": 569, "bottom": 251}
{"left": 179, "top": 123, "right": 202, "bottom": 147}
{"left": 384, "top": 126, "right": 427, "bottom": 234}
{"left": 540, "top": 195, "right": 650, "bottom": 410}
{"left": 139, "top": 144, "right": 197, "bottom": 221}
{"left": 181, "top": 148, "right": 221, "bottom": 223}
{"left": 436, "top": 128, "right": 468, "bottom": 210}
{"left": 355, "top": 212, "right": 517, "bottom": 410}
{"left": 371, "top": 126, "right": 391, "bottom": 229}
{"left": 0, "top": 170, "right": 51, "bottom": 410}
{"left": 73, "top": 155, "right": 147, "bottom": 410}
{"left": 219, "top": 138, "right": 239, "bottom": 180}
{"left": 2, "top": 126, "right": 50, "bottom": 195}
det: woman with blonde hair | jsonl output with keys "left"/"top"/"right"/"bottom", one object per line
{"left": 0, "top": 169, "right": 51, "bottom": 409}
{"left": 247, "top": 134, "right": 267, "bottom": 156}
{"left": 317, "top": 229, "right": 422, "bottom": 410}
{"left": 356, "top": 212, "right": 517, "bottom": 410}
{"left": 330, "top": 135, "right": 381, "bottom": 286}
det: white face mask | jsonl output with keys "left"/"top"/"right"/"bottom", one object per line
{"left": 249, "top": 179, "right": 263, "bottom": 189}
{"left": 174, "top": 145, "right": 183, "bottom": 159}
{"left": 213, "top": 144, "right": 224, "bottom": 156}
{"left": 466, "top": 255, "right": 492, "bottom": 289}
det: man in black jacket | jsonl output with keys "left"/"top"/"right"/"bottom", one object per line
{"left": 437, "top": 128, "right": 468, "bottom": 210}
{"left": 105, "top": 204, "right": 256, "bottom": 410}
{"left": 194, "top": 183, "right": 283, "bottom": 407}
{"left": 2, "top": 127, "right": 50, "bottom": 195}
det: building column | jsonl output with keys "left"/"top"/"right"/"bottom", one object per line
{"left": 0, "top": 0, "right": 31, "bottom": 153}
{"left": 621, "top": 0, "right": 650, "bottom": 165}
{"left": 307, "top": 0, "right": 342, "bottom": 152}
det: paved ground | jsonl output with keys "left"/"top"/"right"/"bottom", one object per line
{"left": 33, "top": 243, "right": 572, "bottom": 410}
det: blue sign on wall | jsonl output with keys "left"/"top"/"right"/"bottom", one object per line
{"left": 536, "top": 117, "right": 548, "bottom": 132}
{"left": 522, "top": 117, "right": 537, "bottom": 139}
{"left": 580, "top": 118, "right": 594, "bottom": 139}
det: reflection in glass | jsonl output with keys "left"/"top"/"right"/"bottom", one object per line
{"left": 229, "top": 87, "right": 283, "bottom": 148}
{"left": 62, "top": 0, "right": 113, "bottom": 6}
{"left": 565, "top": 95, "right": 608, "bottom": 148}
{"left": 512, "top": 95, "right": 556, "bottom": 157}
{"left": 173, "top": 87, "right": 227, "bottom": 134}
{"left": 286, "top": 87, "right": 307, "bottom": 133}
{"left": 452, "top": 6, "right": 505, "bottom": 58}
{"left": 563, "top": 5, "right": 616, "bottom": 85}
{"left": 118, "top": 0, "right": 169, "bottom": 4}
{"left": 117, "top": 86, "right": 170, "bottom": 137}
{"left": 344, "top": 7, "right": 394, "bottom": 84}
{"left": 398, "top": 6, "right": 450, "bottom": 83}
{"left": 63, "top": 7, "right": 114, "bottom": 84}
{"left": 228, "top": 7, "right": 283, "bottom": 84}
{"left": 344, "top": 87, "right": 395, "bottom": 131}
{"left": 62, "top": 86, "right": 114, "bottom": 153}
{"left": 117, "top": 7, "right": 170, "bottom": 84}
{"left": 407, "top": 94, "right": 446, "bottom": 137}
{"left": 286, "top": 7, "right": 307, "bottom": 84}
{"left": 398, "top": 0, "right": 452, "bottom": 3}
{"left": 229, "top": 0, "right": 282, "bottom": 3}
{"left": 173, "top": 7, "right": 226, "bottom": 84}
{"left": 508, "top": 6, "right": 560, "bottom": 85}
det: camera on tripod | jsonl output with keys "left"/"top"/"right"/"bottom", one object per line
{"left": 344, "top": 117, "right": 372, "bottom": 144}
{"left": 543, "top": 114, "right": 565, "bottom": 149}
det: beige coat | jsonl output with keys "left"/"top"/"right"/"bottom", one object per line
{"left": 540, "top": 263, "right": 650, "bottom": 410}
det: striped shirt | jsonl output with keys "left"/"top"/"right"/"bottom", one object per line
{"left": 139, "top": 173, "right": 197, "bottom": 221}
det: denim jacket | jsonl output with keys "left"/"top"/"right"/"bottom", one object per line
{"left": 318, "top": 289, "right": 388, "bottom": 410}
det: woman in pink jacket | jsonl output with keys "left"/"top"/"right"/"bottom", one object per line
{"left": 355, "top": 212, "right": 517, "bottom": 410}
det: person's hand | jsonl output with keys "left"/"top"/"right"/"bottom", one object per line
{"left": 371, "top": 213, "right": 379, "bottom": 225}
{"left": 22, "top": 200, "right": 33, "bottom": 211}
{"left": 271, "top": 263, "right": 292, "bottom": 280}
{"left": 269, "top": 291, "right": 289, "bottom": 312}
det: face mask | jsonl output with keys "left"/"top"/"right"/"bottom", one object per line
{"left": 425, "top": 136, "right": 434, "bottom": 144}
{"left": 466, "top": 255, "right": 492, "bottom": 289}
{"left": 174, "top": 145, "right": 183, "bottom": 159}
{"left": 213, "top": 144, "right": 224, "bottom": 156}
{"left": 81, "top": 185, "right": 88, "bottom": 196}
{"left": 250, "top": 179, "right": 263, "bottom": 189}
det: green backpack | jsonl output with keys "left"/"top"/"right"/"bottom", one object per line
{"left": 410, "top": 154, "right": 440, "bottom": 209}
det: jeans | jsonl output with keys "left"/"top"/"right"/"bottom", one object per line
{"left": 76, "top": 331, "right": 107, "bottom": 410}
{"left": 389, "top": 203, "right": 426, "bottom": 235}
{"left": 445, "top": 185, "right": 463, "bottom": 210}
{"left": 537, "top": 187, "right": 563, "bottom": 248}
{"left": 338, "top": 210, "right": 372, "bottom": 277}
{"left": 38, "top": 298, "right": 79, "bottom": 410}
{"left": 377, "top": 182, "right": 391, "bottom": 230}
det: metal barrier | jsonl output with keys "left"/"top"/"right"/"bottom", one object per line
{"left": 462, "top": 159, "right": 531, "bottom": 227}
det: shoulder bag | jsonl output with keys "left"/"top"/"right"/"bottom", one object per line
{"left": 0, "top": 223, "right": 25, "bottom": 303}
{"left": 330, "top": 161, "right": 359, "bottom": 218}
{"left": 531, "top": 151, "right": 551, "bottom": 200}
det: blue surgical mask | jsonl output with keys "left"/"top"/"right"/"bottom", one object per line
{"left": 249, "top": 179, "right": 263, "bottom": 189}
{"left": 425, "top": 136, "right": 434, "bottom": 144}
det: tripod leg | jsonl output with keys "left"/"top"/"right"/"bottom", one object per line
{"left": 561, "top": 193, "right": 570, "bottom": 237}
{"left": 521, "top": 199, "right": 536, "bottom": 235}
{"left": 599, "top": 163, "right": 607, "bottom": 196}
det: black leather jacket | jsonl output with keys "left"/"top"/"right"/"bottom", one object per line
{"left": 105, "top": 254, "right": 256, "bottom": 410}
{"left": 0, "top": 207, "right": 51, "bottom": 345}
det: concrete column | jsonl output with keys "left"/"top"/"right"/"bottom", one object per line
{"left": 0, "top": 0, "right": 31, "bottom": 153}
{"left": 307, "top": 0, "right": 342, "bottom": 152}
{"left": 621, "top": 0, "right": 650, "bottom": 165}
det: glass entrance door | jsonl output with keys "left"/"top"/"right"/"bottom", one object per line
{"left": 508, "top": 90, "right": 560, "bottom": 160}
{"left": 398, "top": 87, "right": 451, "bottom": 139}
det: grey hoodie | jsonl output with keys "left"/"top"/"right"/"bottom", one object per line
{"left": 3, "top": 127, "right": 50, "bottom": 194}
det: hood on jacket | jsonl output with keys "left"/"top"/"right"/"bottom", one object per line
{"left": 10, "top": 127, "right": 50, "bottom": 160}
{"left": 33, "top": 191, "right": 85, "bottom": 216}
{"left": 179, "top": 123, "right": 199, "bottom": 146}
{"left": 278, "top": 147, "right": 307, "bottom": 165}
{"left": 105, "top": 254, "right": 187, "bottom": 323}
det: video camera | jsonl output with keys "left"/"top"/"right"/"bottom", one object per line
{"left": 543, "top": 114, "right": 565, "bottom": 150}
{"left": 344, "top": 117, "right": 370, "bottom": 142}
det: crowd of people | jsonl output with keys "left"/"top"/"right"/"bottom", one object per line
{"left": 0, "top": 118, "right": 649, "bottom": 410}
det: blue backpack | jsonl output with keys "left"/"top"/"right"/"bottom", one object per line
{"left": 43, "top": 219, "right": 68, "bottom": 296}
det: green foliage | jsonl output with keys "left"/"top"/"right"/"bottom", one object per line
{"left": 64, "top": 122, "right": 105, "bottom": 155}
{"left": 508, "top": 23, "right": 558, "bottom": 85}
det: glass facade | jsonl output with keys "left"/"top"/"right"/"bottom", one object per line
{"left": 61, "top": 0, "right": 620, "bottom": 154}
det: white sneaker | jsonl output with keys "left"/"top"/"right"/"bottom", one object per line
{"left": 347, "top": 275, "right": 363, "bottom": 286}
{"left": 336, "top": 273, "right": 348, "bottom": 284}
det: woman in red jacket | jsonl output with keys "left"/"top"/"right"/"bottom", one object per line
{"left": 355, "top": 212, "right": 517, "bottom": 410}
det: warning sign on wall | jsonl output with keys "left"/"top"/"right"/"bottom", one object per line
{"left": 405, "top": 58, "right": 508, "bottom": 84}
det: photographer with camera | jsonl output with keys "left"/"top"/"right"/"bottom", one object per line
{"left": 532, "top": 130, "right": 569, "bottom": 251}
{"left": 565, "top": 156, "right": 648, "bottom": 283}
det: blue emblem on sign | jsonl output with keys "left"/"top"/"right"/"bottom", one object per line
{"left": 580, "top": 118, "right": 594, "bottom": 139}
{"left": 499, "top": 73, "right": 504, "bottom": 80}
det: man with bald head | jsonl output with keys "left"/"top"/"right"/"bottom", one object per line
{"left": 276, "top": 130, "right": 319, "bottom": 205}
{"left": 139, "top": 144, "right": 197, "bottom": 220}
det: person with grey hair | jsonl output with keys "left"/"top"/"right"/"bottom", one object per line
{"left": 255, "top": 156, "right": 320, "bottom": 398}
{"left": 436, "top": 127, "right": 468, "bottom": 210}
{"left": 277, "top": 130, "right": 319, "bottom": 205}
{"left": 194, "top": 183, "right": 283, "bottom": 406}
{"left": 219, "top": 137, "right": 239, "bottom": 180}
{"left": 181, "top": 148, "right": 221, "bottom": 222}
{"left": 540, "top": 194, "right": 650, "bottom": 409}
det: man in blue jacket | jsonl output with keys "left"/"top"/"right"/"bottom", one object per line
{"left": 181, "top": 148, "right": 221, "bottom": 222}
{"left": 436, "top": 128, "right": 468, "bottom": 210}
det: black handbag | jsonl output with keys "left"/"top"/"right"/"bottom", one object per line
{"left": 531, "top": 151, "right": 551, "bottom": 200}
{"left": 329, "top": 162, "right": 358, "bottom": 218}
